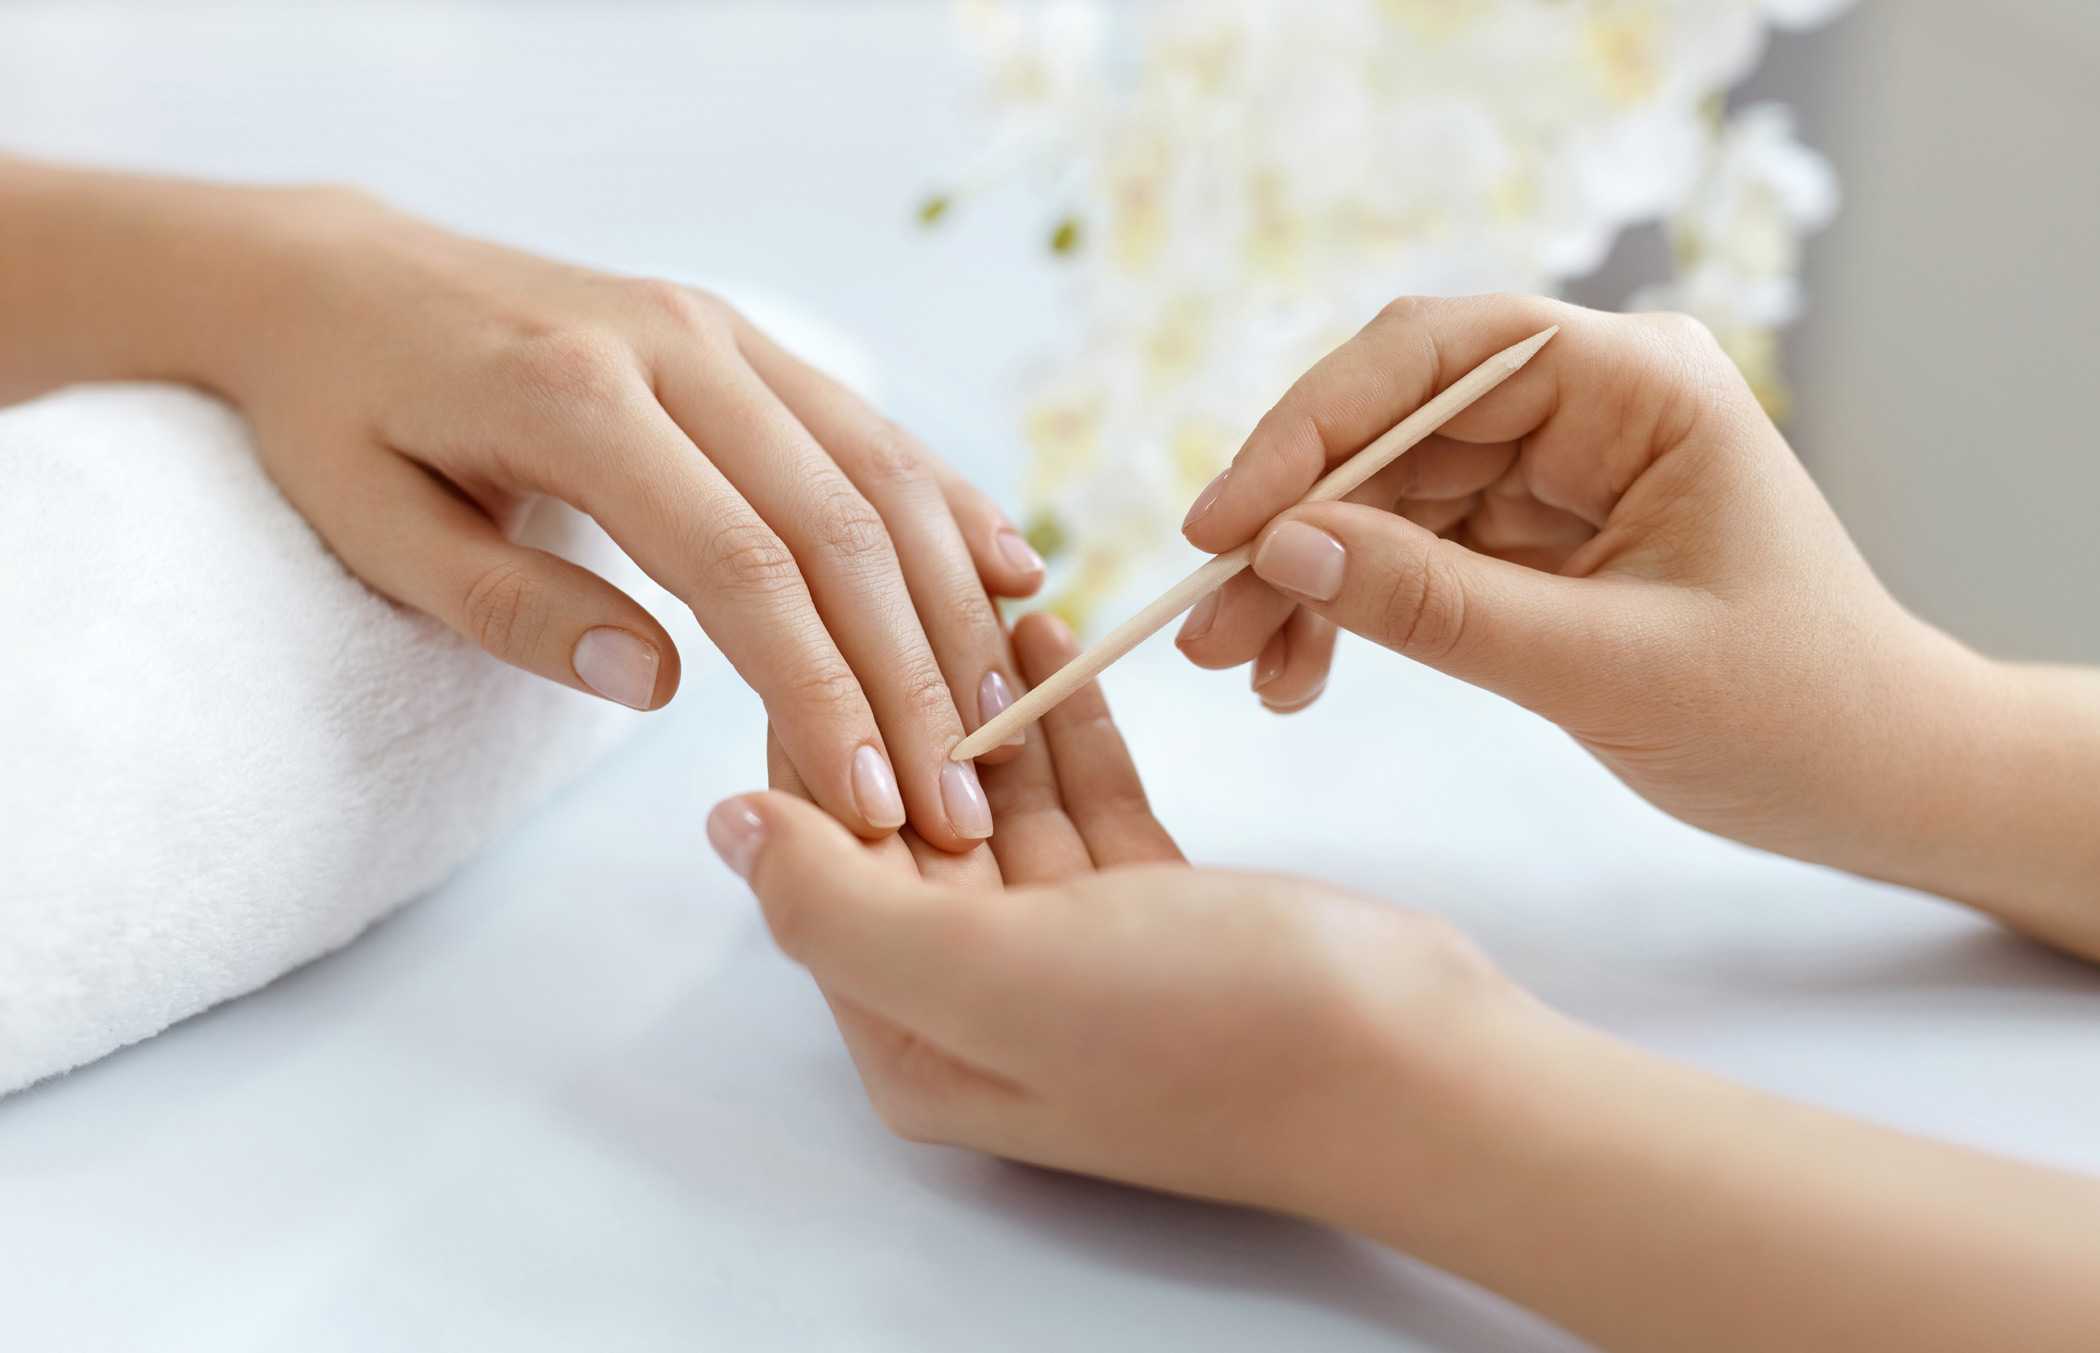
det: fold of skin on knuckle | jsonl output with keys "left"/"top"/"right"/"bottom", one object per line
{"left": 1373, "top": 538, "right": 1468, "bottom": 664}
{"left": 462, "top": 559, "right": 548, "bottom": 663}
{"left": 622, "top": 277, "right": 732, "bottom": 344}
{"left": 499, "top": 329, "right": 637, "bottom": 421}
{"left": 851, "top": 419, "right": 929, "bottom": 491}
{"left": 699, "top": 517, "right": 805, "bottom": 601}
{"left": 802, "top": 481, "right": 898, "bottom": 577}
{"left": 891, "top": 654, "right": 963, "bottom": 730}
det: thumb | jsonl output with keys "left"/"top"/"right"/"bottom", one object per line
{"left": 1246, "top": 501, "right": 1678, "bottom": 725}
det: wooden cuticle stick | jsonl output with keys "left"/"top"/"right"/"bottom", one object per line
{"left": 953, "top": 325, "right": 1560, "bottom": 761}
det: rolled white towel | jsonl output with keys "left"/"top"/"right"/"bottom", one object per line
{"left": 0, "top": 290, "right": 872, "bottom": 1095}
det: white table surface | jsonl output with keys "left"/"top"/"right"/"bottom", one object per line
{"left": 5, "top": 5, "right": 2098, "bottom": 1350}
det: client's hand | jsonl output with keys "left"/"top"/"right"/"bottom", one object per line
{"left": 240, "top": 192, "right": 1045, "bottom": 852}
{"left": 708, "top": 612, "right": 1507, "bottom": 1224}
{"left": 1, "top": 158, "right": 1046, "bottom": 853}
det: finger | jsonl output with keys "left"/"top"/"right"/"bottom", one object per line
{"left": 1248, "top": 500, "right": 1680, "bottom": 725}
{"left": 1173, "top": 567, "right": 1296, "bottom": 672}
{"left": 1182, "top": 294, "right": 1585, "bottom": 553}
{"left": 1352, "top": 434, "right": 1520, "bottom": 507}
{"left": 305, "top": 447, "right": 679, "bottom": 709}
{"left": 1399, "top": 494, "right": 1480, "bottom": 537}
{"left": 1011, "top": 613, "right": 1183, "bottom": 869}
{"left": 649, "top": 351, "right": 991, "bottom": 852}
{"left": 1464, "top": 468, "right": 1600, "bottom": 563}
{"left": 503, "top": 359, "right": 907, "bottom": 836}
{"left": 937, "top": 469, "right": 1046, "bottom": 599}
{"left": 1251, "top": 609, "right": 1336, "bottom": 714}
{"left": 974, "top": 672, "right": 1096, "bottom": 888}
{"left": 734, "top": 319, "right": 1030, "bottom": 768}
{"left": 710, "top": 791, "right": 1027, "bottom": 1064}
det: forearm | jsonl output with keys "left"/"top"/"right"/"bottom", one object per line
{"left": 1359, "top": 1002, "right": 2100, "bottom": 1353}
{"left": 1850, "top": 637, "right": 2100, "bottom": 960}
{"left": 0, "top": 154, "right": 292, "bottom": 406}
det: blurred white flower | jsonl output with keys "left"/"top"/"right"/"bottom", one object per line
{"left": 935, "top": 0, "right": 1853, "bottom": 625}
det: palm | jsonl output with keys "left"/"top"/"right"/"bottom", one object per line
{"left": 766, "top": 612, "right": 1185, "bottom": 1104}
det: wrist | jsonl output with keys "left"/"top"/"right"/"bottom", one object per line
{"left": 0, "top": 157, "right": 355, "bottom": 405}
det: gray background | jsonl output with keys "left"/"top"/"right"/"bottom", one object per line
{"left": 1762, "top": 0, "right": 2100, "bottom": 662}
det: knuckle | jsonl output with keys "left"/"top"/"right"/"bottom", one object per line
{"left": 500, "top": 330, "right": 634, "bottom": 412}
{"left": 865, "top": 1075, "right": 941, "bottom": 1145}
{"left": 807, "top": 485, "right": 894, "bottom": 565}
{"left": 1376, "top": 543, "right": 1469, "bottom": 663}
{"left": 462, "top": 561, "right": 546, "bottom": 663}
{"left": 1374, "top": 294, "right": 1429, "bottom": 330}
{"left": 780, "top": 659, "right": 865, "bottom": 715}
{"left": 893, "top": 657, "right": 960, "bottom": 725}
{"left": 854, "top": 420, "right": 928, "bottom": 489}
{"left": 700, "top": 520, "right": 803, "bottom": 599}
{"left": 625, "top": 278, "right": 729, "bottom": 339}
{"left": 1644, "top": 308, "right": 1718, "bottom": 355}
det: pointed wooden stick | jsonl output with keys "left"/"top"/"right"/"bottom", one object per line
{"left": 952, "top": 325, "right": 1560, "bottom": 761}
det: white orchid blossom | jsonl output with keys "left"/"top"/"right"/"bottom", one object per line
{"left": 936, "top": 0, "right": 1852, "bottom": 626}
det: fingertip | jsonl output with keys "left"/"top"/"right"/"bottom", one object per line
{"left": 706, "top": 794, "right": 770, "bottom": 882}
{"left": 988, "top": 525, "right": 1047, "bottom": 596}
{"left": 1011, "top": 610, "right": 1078, "bottom": 671}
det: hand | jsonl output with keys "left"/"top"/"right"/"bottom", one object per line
{"left": 0, "top": 160, "right": 1049, "bottom": 852}
{"left": 1174, "top": 294, "right": 2008, "bottom": 894}
{"left": 709, "top": 612, "right": 1510, "bottom": 1224}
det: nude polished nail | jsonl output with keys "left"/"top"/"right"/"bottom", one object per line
{"left": 1176, "top": 591, "right": 1220, "bottom": 645}
{"left": 978, "top": 670, "right": 1026, "bottom": 748}
{"left": 851, "top": 744, "right": 907, "bottom": 830}
{"left": 706, "top": 800, "right": 766, "bottom": 881}
{"left": 940, "top": 761, "right": 993, "bottom": 840}
{"left": 572, "top": 627, "right": 659, "bottom": 709}
{"left": 1252, "top": 521, "right": 1347, "bottom": 601}
{"left": 1181, "top": 467, "right": 1231, "bottom": 533}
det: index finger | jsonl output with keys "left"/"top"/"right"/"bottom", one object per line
{"left": 1182, "top": 294, "right": 1583, "bottom": 553}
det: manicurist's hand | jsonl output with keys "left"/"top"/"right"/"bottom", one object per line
{"left": 1176, "top": 294, "right": 2100, "bottom": 954}
{"left": 0, "top": 156, "right": 1047, "bottom": 853}
{"left": 711, "top": 611, "right": 1504, "bottom": 1223}
{"left": 718, "top": 613, "right": 2100, "bottom": 1353}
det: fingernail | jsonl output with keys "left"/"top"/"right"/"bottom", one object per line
{"left": 1253, "top": 632, "right": 1287, "bottom": 691}
{"left": 995, "top": 527, "right": 1045, "bottom": 577}
{"left": 940, "top": 760, "right": 993, "bottom": 840}
{"left": 978, "top": 670, "right": 1026, "bottom": 748}
{"left": 1181, "top": 467, "right": 1230, "bottom": 533}
{"left": 1253, "top": 521, "right": 1346, "bottom": 601}
{"left": 707, "top": 799, "right": 766, "bottom": 880}
{"left": 1263, "top": 678, "right": 1326, "bottom": 713}
{"left": 1176, "top": 591, "right": 1219, "bottom": 646}
{"left": 851, "top": 744, "right": 907, "bottom": 830}
{"left": 572, "top": 627, "right": 659, "bottom": 709}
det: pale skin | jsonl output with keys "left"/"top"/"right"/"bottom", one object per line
{"left": 712, "top": 298, "right": 2100, "bottom": 1350}
{"left": 0, "top": 154, "right": 1043, "bottom": 853}
{"left": 9, "top": 152, "right": 2097, "bottom": 1346}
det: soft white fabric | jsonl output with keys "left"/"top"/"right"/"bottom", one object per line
{"left": 0, "top": 297, "right": 871, "bottom": 1095}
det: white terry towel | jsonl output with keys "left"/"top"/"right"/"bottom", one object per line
{"left": 0, "top": 293, "right": 872, "bottom": 1095}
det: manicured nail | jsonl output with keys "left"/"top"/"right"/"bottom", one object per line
{"left": 1253, "top": 521, "right": 1346, "bottom": 601}
{"left": 1262, "top": 678, "right": 1326, "bottom": 713}
{"left": 1181, "top": 468, "right": 1230, "bottom": 533}
{"left": 572, "top": 627, "right": 659, "bottom": 709}
{"left": 1253, "top": 632, "right": 1288, "bottom": 691}
{"left": 940, "top": 761, "right": 993, "bottom": 840}
{"left": 707, "top": 799, "right": 766, "bottom": 880}
{"left": 1176, "top": 591, "right": 1220, "bottom": 646}
{"left": 851, "top": 744, "right": 907, "bottom": 830}
{"left": 995, "top": 527, "right": 1045, "bottom": 577}
{"left": 978, "top": 670, "right": 1026, "bottom": 748}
